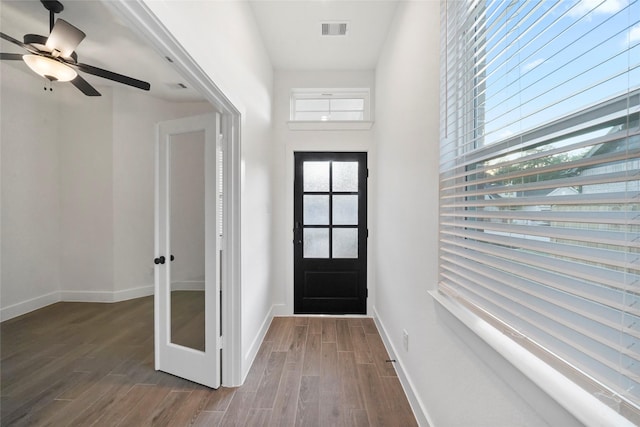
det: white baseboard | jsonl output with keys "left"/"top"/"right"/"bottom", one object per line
{"left": 1, "top": 285, "right": 155, "bottom": 321}
{"left": 59, "top": 290, "right": 118, "bottom": 302}
{"left": 171, "top": 281, "right": 205, "bottom": 291}
{"left": 0, "top": 291, "right": 61, "bottom": 322}
{"left": 242, "top": 304, "right": 276, "bottom": 383}
{"left": 114, "top": 285, "right": 154, "bottom": 301}
{"left": 372, "top": 306, "right": 433, "bottom": 427}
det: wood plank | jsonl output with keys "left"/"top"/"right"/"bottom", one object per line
{"left": 286, "top": 325, "right": 308, "bottom": 370}
{"left": 241, "top": 340, "right": 274, "bottom": 392}
{"left": 2, "top": 301, "right": 418, "bottom": 427}
{"left": 192, "top": 410, "right": 225, "bottom": 426}
{"left": 336, "top": 319, "right": 354, "bottom": 352}
{"left": 295, "top": 376, "right": 320, "bottom": 427}
{"left": 269, "top": 367, "right": 302, "bottom": 427}
{"left": 254, "top": 351, "right": 287, "bottom": 408}
{"left": 349, "top": 408, "right": 370, "bottom": 427}
{"left": 321, "top": 318, "right": 337, "bottom": 343}
{"left": 381, "top": 376, "right": 419, "bottom": 427}
{"left": 308, "top": 317, "right": 322, "bottom": 335}
{"left": 294, "top": 317, "right": 309, "bottom": 326}
{"left": 245, "top": 408, "right": 273, "bottom": 426}
{"left": 338, "top": 351, "right": 364, "bottom": 411}
{"left": 350, "top": 326, "right": 374, "bottom": 364}
{"left": 202, "top": 386, "right": 237, "bottom": 412}
{"left": 143, "top": 390, "right": 192, "bottom": 426}
{"left": 38, "top": 373, "right": 132, "bottom": 427}
{"left": 356, "top": 363, "right": 394, "bottom": 426}
{"left": 219, "top": 391, "right": 255, "bottom": 426}
{"left": 114, "top": 383, "right": 173, "bottom": 427}
{"left": 302, "top": 333, "right": 321, "bottom": 376}
{"left": 319, "top": 342, "right": 344, "bottom": 426}
{"left": 361, "top": 318, "right": 377, "bottom": 334}
{"left": 88, "top": 383, "right": 154, "bottom": 427}
{"left": 365, "top": 333, "right": 397, "bottom": 377}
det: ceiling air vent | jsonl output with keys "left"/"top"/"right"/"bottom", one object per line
{"left": 321, "top": 22, "right": 348, "bottom": 36}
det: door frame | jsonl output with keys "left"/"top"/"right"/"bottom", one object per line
{"left": 283, "top": 145, "right": 374, "bottom": 316}
{"left": 293, "top": 151, "right": 368, "bottom": 314}
{"left": 107, "top": 1, "right": 243, "bottom": 386}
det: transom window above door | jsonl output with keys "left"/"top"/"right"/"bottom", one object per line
{"left": 288, "top": 89, "right": 373, "bottom": 130}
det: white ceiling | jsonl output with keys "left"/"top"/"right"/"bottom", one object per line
{"left": 249, "top": 0, "right": 399, "bottom": 70}
{"left": 1, "top": 1, "right": 399, "bottom": 100}
{"left": 0, "top": 0, "right": 202, "bottom": 102}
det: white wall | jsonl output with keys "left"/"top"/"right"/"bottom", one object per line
{"left": 271, "top": 70, "right": 376, "bottom": 315}
{"left": 373, "top": 2, "right": 580, "bottom": 426}
{"left": 58, "top": 86, "right": 115, "bottom": 297}
{"left": 140, "top": 0, "right": 274, "bottom": 378}
{"left": 111, "top": 88, "right": 212, "bottom": 298}
{"left": 1, "top": 58, "right": 213, "bottom": 317}
{"left": 1, "top": 62, "right": 61, "bottom": 316}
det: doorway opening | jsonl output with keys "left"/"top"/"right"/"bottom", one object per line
{"left": 293, "top": 152, "right": 368, "bottom": 314}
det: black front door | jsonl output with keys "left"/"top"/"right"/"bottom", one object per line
{"left": 294, "top": 152, "right": 367, "bottom": 314}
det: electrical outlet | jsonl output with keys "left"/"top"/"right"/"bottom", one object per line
{"left": 402, "top": 329, "right": 409, "bottom": 351}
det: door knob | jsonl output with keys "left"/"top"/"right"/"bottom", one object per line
{"left": 170, "top": 255, "right": 175, "bottom": 261}
{"left": 154, "top": 256, "right": 166, "bottom": 265}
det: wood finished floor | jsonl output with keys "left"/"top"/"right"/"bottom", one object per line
{"left": 0, "top": 296, "right": 417, "bottom": 426}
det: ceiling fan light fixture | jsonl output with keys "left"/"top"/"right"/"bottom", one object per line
{"left": 23, "top": 54, "right": 77, "bottom": 82}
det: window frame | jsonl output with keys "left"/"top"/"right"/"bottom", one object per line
{"left": 288, "top": 88, "right": 373, "bottom": 130}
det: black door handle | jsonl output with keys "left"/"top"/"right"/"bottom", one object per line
{"left": 170, "top": 255, "right": 175, "bottom": 261}
{"left": 293, "top": 222, "right": 302, "bottom": 244}
{"left": 154, "top": 256, "right": 166, "bottom": 265}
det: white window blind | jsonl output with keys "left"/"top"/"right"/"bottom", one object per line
{"left": 439, "top": 0, "right": 640, "bottom": 423}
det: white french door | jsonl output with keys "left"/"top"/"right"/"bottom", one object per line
{"left": 154, "top": 113, "right": 221, "bottom": 388}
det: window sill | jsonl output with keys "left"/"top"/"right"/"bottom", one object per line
{"left": 429, "top": 290, "right": 634, "bottom": 427}
{"left": 287, "top": 121, "right": 374, "bottom": 131}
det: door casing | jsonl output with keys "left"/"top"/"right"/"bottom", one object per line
{"left": 107, "top": 0, "right": 243, "bottom": 387}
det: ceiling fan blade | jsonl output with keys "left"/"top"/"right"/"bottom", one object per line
{"left": 0, "top": 32, "right": 36, "bottom": 53}
{"left": 0, "top": 53, "right": 24, "bottom": 60}
{"left": 70, "top": 74, "right": 101, "bottom": 96}
{"left": 45, "top": 19, "right": 85, "bottom": 58}
{"left": 75, "top": 62, "right": 150, "bottom": 91}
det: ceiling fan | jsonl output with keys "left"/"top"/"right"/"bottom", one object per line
{"left": 0, "top": 0, "right": 150, "bottom": 96}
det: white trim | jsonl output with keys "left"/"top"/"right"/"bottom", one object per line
{"left": 114, "top": 285, "right": 154, "bottom": 301}
{"left": 0, "top": 285, "right": 155, "bottom": 322}
{"left": 106, "top": 0, "right": 243, "bottom": 388}
{"left": 372, "top": 306, "right": 433, "bottom": 427}
{"left": 430, "top": 290, "right": 635, "bottom": 427}
{"left": 242, "top": 305, "right": 276, "bottom": 383}
{"left": 283, "top": 144, "right": 375, "bottom": 316}
{"left": 0, "top": 291, "right": 61, "bottom": 322}
{"left": 60, "top": 290, "right": 119, "bottom": 302}
{"left": 287, "top": 121, "right": 374, "bottom": 131}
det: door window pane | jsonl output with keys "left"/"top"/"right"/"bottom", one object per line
{"left": 304, "top": 195, "right": 329, "bottom": 225}
{"left": 333, "top": 228, "right": 358, "bottom": 258}
{"left": 304, "top": 161, "right": 330, "bottom": 191}
{"left": 332, "top": 195, "right": 358, "bottom": 225}
{"left": 304, "top": 228, "right": 329, "bottom": 258}
{"left": 332, "top": 162, "right": 358, "bottom": 192}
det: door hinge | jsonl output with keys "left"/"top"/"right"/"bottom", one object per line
{"left": 217, "top": 335, "right": 224, "bottom": 350}
{"left": 366, "top": 229, "right": 369, "bottom": 238}
{"left": 367, "top": 168, "right": 369, "bottom": 178}
{"left": 366, "top": 288, "right": 369, "bottom": 298}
